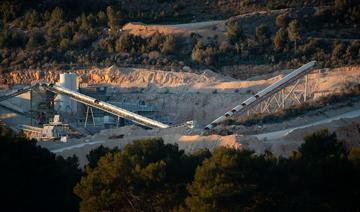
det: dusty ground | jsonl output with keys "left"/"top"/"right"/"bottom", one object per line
{"left": 39, "top": 125, "right": 252, "bottom": 167}
{"left": 264, "top": 114, "right": 360, "bottom": 157}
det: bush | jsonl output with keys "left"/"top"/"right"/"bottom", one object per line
{"left": 0, "top": 29, "right": 27, "bottom": 48}
{"left": 25, "top": 10, "right": 40, "bottom": 28}
{"left": 106, "top": 6, "right": 120, "bottom": 30}
{"left": 161, "top": 35, "right": 176, "bottom": 54}
{"left": 345, "top": 40, "right": 360, "bottom": 63}
{"left": 227, "top": 19, "right": 245, "bottom": 45}
{"left": 59, "top": 38, "right": 71, "bottom": 50}
{"left": 96, "top": 10, "right": 107, "bottom": 26}
{"left": 72, "top": 32, "right": 90, "bottom": 49}
{"left": 191, "top": 41, "right": 204, "bottom": 63}
{"left": 300, "top": 38, "right": 320, "bottom": 56}
{"left": 275, "top": 13, "right": 290, "bottom": 28}
{"left": 50, "top": 7, "right": 64, "bottom": 24}
{"left": 115, "top": 33, "right": 130, "bottom": 52}
{"left": 287, "top": 19, "right": 301, "bottom": 53}
{"left": 99, "top": 38, "right": 114, "bottom": 53}
{"left": 59, "top": 24, "right": 73, "bottom": 39}
{"left": 26, "top": 30, "right": 45, "bottom": 49}
{"left": 331, "top": 41, "right": 346, "bottom": 65}
{"left": 255, "top": 24, "right": 271, "bottom": 44}
{"left": 273, "top": 28, "right": 288, "bottom": 52}
{"left": 148, "top": 31, "right": 163, "bottom": 51}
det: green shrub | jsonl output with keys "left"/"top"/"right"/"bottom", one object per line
{"left": 227, "top": 19, "right": 245, "bottom": 45}
{"left": 161, "top": 35, "right": 176, "bottom": 54}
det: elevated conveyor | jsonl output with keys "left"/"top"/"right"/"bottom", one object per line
{"left": 205, "top": 61, "right": 317, "bottom": 130}
{"left": 0, "top": 85, "right": 36, "bottom": 103}
{"left": 41, "top": 83, "right": 170, "bottom": 129}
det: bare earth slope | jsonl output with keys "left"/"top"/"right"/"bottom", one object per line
{"left": 3, "top": 66, "right": 360, "bottom": 93}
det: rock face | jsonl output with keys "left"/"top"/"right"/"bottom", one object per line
{"left": 3, "top": 65, "right": 360, "bottom": 90}
{"left": 4, "top": 70, "right": 54, "bottom": 85}
{"left": 0, "top": 65, "right": 222, "bottom": 88}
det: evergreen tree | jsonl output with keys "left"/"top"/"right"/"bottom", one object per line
{"left": 255, "top": 24, "right": 271, "bottom": 44}
{"left": 161, "top": 35, "right": 176, "bottom": 54}
{"left": 288, "top": 20, "right": 301, "bottom": 54}
{"left": 0, "top": 128, "right": 82, "bottom": 211}
{"left": 227, "top": 19, "right": 245, "bottom": 45}
{"left": 50, "top": 7, "right": 64, "bottom": 24}
{"left": 74, "top": 138, "right": 204, "bottom": 211}
{"left": 106, "top": 6, "right": 120, "bottom": 31}
{"left": 273, "top": 27, "right": 287, "bottom": 52}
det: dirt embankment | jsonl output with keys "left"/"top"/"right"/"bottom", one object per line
{"left": 0, "top": 65, "right": 223, "bottom": 88}
{"left": 3, "top": 65, "right": 360, "bottom": 92}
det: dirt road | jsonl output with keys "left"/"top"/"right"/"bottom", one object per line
{"left": 254, "top": 109, "right": 360, "bottom": 141}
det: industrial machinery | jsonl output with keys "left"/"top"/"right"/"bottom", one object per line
{"left": 40, "top": 82, "right": 170, "bottom": 129}
{"left": 0, "top": 61, "right": 317, "bottom": 135}
{"left": 0, "top": 84, "right": 38, "bottom": 103}
{"left": 205, "top": 61, "right": 317, "bottom": 130}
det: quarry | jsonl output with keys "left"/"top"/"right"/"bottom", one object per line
{"left": 2, "top": 1, "right": 360, "bottom": 210}
{"left": 1, "top": 62, "right": 360, "bottom": 165}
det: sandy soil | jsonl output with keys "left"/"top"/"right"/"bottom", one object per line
{"left": 122, "top": 21, "right": 226, "bottom": 41}
{"left": 40, "top": 125, "right": 250, "bottom": 167}
{"left": 3, "top": 65, "right": 360, "bottom": 94}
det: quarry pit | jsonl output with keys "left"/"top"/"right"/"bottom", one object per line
{"left": 1, "top": 65, "right": 360, "bottom": 165}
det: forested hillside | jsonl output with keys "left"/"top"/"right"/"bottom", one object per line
{"left": 0, "top": 0, "right": 359, "bottom": 74}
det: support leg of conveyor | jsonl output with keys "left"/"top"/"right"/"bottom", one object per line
{"left": 85, "top": 106, "right": 89, "bottom": 128}
{"left": 304, "top": 74, "right": 308, "bottom": 102}
{"left": 90, "top": 107, "right": 95, "bottom": 126}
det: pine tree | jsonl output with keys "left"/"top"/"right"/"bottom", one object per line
{"left": 287, "top": 20, "right": 301, "bottom": 54}
{"left": 106, "top": 6, "right": 120, "bottom": 32}
{"left": 273, "top": 28, "right": 287, "bottom": 52}
{"left": 227, "top": 20, "right": 245, "bottom": 45}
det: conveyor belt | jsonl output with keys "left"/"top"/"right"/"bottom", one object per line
{"left": 41, "top": 83, "right": 170, "bottom": 129}
{"left": 0, "top": 85, "right": 36, "bottom": 103}
{"left": 205, "top": 61, "right": 317, "bottom": 130}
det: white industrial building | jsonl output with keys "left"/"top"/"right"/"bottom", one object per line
{"left": 55, "top": 73, "right": 78, "bottom": 114}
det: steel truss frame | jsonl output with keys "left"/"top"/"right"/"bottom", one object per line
{"left": 245, "top": 74, "right": 312, "bottom": 117}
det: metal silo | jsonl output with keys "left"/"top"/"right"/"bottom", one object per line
{"left": 55, "top": 73, "right": 78, "bottom": 114}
